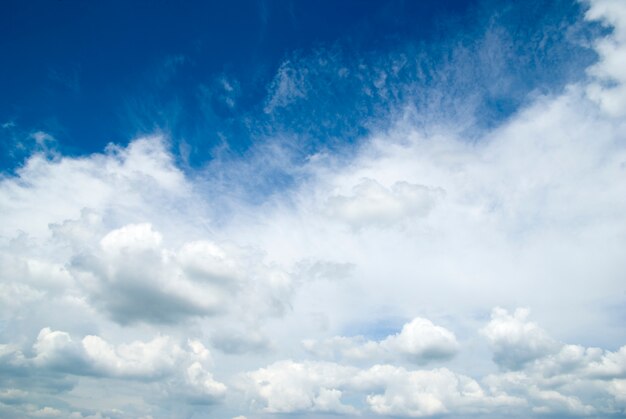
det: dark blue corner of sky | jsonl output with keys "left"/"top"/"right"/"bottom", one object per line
{"left": 0, "top": 0, "right": 597, "bottom": 171}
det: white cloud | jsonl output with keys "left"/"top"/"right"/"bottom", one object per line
{"left": 480, "top": 307, "right": 626, "bottom": 416}
{"left": 241, "top": 360, "right": 523, "bottom": 416}
{"left": 0, "top": 136, "right": 188, "bottom": 240}
{"left": 244, "top": 310, "right": 626, "bottom": 416}
{"left": 586, "top": 0, "right": 626, "bottom": 116}
{"left": 264, "top": 61, "right": 310, "bottom": 113}
{"left": 66, "top": 222, "right": 293, "bottom": 324}
{"left": 382, "top": 318, "right": 459, "bottom": 362}
{"left": 241, "top": 360, "right": 358, "bottom": 414}
{"left": 358, "top": 365, "right": 522, "bottom": 417}
{"left": 481, "top": 308, "right": 559, "bottom": 370}
{"left": 325, "top": 178, "right": 443, "bottom": 228}
{"left": 12, "top": 328, "right": 227, "bottom": 406}
{"left": 303, "top": 317, "right": 458, "bottom": 364}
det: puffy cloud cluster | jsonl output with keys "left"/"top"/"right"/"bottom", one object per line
{"left": 0, "top": 134, "right": 296, "bottom": 330}
{"left": 243, "top": 309, "right": 626, "bottom": 417}
{"left": 241, "top": 361, "right": 522, "bottom": 416}
{"left": 0, "top": 135, "right": 295, "bottom": 416}
{"left": 482, "top": 308, "right": 626, "bottom": 416}
{"left": 12, "top": 329, "right": 226, "bottom": 397}
{"left": 0, "top": 329, "right": 225, "bottom": 417}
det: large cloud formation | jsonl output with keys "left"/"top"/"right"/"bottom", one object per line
{"left": 1, "top": 0, "right": 626, "bottom": 418}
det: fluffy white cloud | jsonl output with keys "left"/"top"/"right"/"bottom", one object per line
{"left": 7, "top": 328, "right": 226, "bottom": 402}
{"left": 241, "top": 360, "right": 523, "bottom": 416}
{"left": 244, "top": 309, "right": 626, "bottom": 416}
{"left": 479, "top": 307, "right": 626, "bottom": 416}
{"left": 358, "top": 365, "right": 522, "bottom": 417}
{"left": 241, "top": 360, "right": 358, "bottom": 414}
{"left": 481, "top": 307, "right": 559, "bottom": 370}
{"left": 0, "top": 136, "right": 188, "bottom": 240}
{"left": 73, "top": 223, "right": 232, "bottom": 324}
{"left": 480, "top": 307, "right": 626, "bottom": 416}
{"left": 383, "top": 318, "right": 459, "bottom": 362}
{"left": 64, "top": 221, "right": 293, "bottom": 325}
{"left": 303, "top": 317, "right": 458, "bottom": 364}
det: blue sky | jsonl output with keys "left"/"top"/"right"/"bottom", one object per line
{"left": 2, "top": 1, "right": 626, "bottom": 418}
{"left": 1, "top": 0, "right": 596, "bottom": 169}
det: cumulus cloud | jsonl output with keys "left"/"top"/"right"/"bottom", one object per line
{"left": 241, "top": 360, "right": 358, "bottom": 414}
{"left": 243, "top": 309, "right": 626, "bottom": 416}
{"left": 0, "top": 199, "right": 294, "bottom": 326}
{"left": 0, "top": 136, "right": 189, "bottom": 239}
{"left": 72, "top": 221, "right": 295, "bottom": 324}
{"left": 241, "top": 360, "right": 522, "bottom": 416}
{"left": 303, "top": 317, "right": 458, "bottom": 364}
{"left": 481, "top": 307, "right": 560, "bottom": 370}
{"left": 480, "top": 307, "right": 626, "bottom": 416}
{"left": 73, "top": 223, "right": 234, "bottom": 324}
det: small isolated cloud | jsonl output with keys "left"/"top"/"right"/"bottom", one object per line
{"left": 303, "top": 317, "right": 458, "bottom": 364}
{"left": 264, "top": 60, "right": 310, "bottom": 113}
{"left": 30, "top": 131, "right": 58, "bottom": 156}
{"left": 383, "top": 318, "right": 460, "bottom": 362}
{"left": 325, "top": 178, "right": 443, "bottom": 228}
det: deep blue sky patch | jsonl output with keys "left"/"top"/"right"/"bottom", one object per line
{"left": 1, "top": 0, "right": 598, "bottom": 171}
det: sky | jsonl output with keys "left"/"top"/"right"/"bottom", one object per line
{"left": 0, "top": 0, "right": 625, "bottom": 418}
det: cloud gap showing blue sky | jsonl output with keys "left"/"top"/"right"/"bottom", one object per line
{"left": 1, "top": 0, "right": 626, "bottom": 418}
